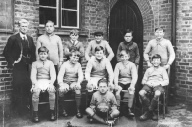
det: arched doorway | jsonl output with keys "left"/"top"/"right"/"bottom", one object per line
{"left": 109, "top": 0, "right": 143, "bottom": 106}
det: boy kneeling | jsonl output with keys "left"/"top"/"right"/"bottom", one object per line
{"left": 139, "top": 54, "right": 169, "bottom": 121}
{"left": 31, "top": 46, "right": 56, "bottom": 122}
{"left": 86, "top": 78, "right": 120, "bottom": 125}
{"left": 57, "top": 49, "right": 84, "bottom": 118}
{"left": 114, "top": 50, "right": 138, "bottom": 117}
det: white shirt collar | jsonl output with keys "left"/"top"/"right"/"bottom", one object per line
{"left": 20, "top": 32, "right": 27, "bottom": 40}
{"left": 70, "top": 40, "right": 78, "bottom": 45}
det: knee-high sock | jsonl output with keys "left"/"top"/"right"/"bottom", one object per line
{"left": 128, "top": 94, "right": 134, "bottom": 108}
{"left": 149, "top": 96, "right": 158, "bottom": 111}
{"left": 32, "top": 93, "right": 40, "bottom": 111}
{"left": 49, "top": 92, "right": 55, "bottom": 110}
{"left": 140, "top": 95, "right": 150, "bottom": 110}
{"left": 75, "top": 94, "right": 82, "bottom": 109}
{"left": 115, "top": 94, "right": 121, "bottom": 107}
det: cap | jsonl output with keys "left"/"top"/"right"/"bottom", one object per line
{"left": 94, "top": 31, "right": 104, "bottom": 36}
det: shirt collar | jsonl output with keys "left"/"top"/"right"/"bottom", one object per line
{"left": 70, "top": 40, "right": 78, "bottom": 45}
{"left": 20, "top": 32, "right": 27, "bottom": 40}
{"left": 123, "top": 41, "right": 133, "bottom": 46}
{"left": 155, "top": 38, "right": 164, "bottom": 43}
{"left": 45, "top": 32, "right": 55, "bottom": 37}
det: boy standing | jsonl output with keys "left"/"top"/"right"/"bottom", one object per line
{"left": 64, "top": 29, "right": 84, "bottom": 64}
{"left": 144, "top": 27, "right": 175, "bottom": 69}
{"left": 57, "top": 50, "right": 84, "bottom": 118}
{"left": 139, "top": 54, "right": 169, "bottom": 120}
{"left": 114, "top": 50, "right": 138, "bottom": 117}
{"left": 116, "top": 29, "right": 140, "bottom": 69}
{"left": 31, "top": 46, "right": 56, "bottom": 122}
{"left": 86, "top": 78, "right": 120, "bottom": 125}
{"left": 85, "top": 31, "right": 114, "bottom": 61}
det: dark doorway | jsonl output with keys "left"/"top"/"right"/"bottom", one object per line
{"left": 109, "top": 0, "right": 143, "bottom": 107}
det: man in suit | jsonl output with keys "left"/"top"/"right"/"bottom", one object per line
{"left": 3, "top": 19, "right": 36, "bottom": 115}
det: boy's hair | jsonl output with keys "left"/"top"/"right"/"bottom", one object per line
{"left": 45, "top": 20, "right": 54, "bottom": 26}
{"left": 95, "top": 46, "right": 104, "bottom": 53}
{"left": 155, "top": 27, "right": 164, "bottom": 32}
{"left": 97, "top": 78, "right": 108, "bottom": 87}
{"left": 152, "top": 54, "right": 161, "bottom": 60}
{"left": 69, "top": 49, "right": 80, "bottom": 58}
{"left": 70, "top": 29, "right": 79, "bottom": 35}
{"left": 120, "top": 50, "right": 130, "bottom": 57}
{"left": 123, "top": 29, "right": 133, "bottom": 36}
{"left": 38, "top": 46, "right": 49, "bottom": 54}
{"left": 94, "top": 31, "right": 103, "bottom": 36}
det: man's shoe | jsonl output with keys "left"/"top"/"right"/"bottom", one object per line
{"left": 139, "top": 111, "right": 150, "bottom": 121}
{"left": 33, "top": 111, "right": 39, "bottom": 122}
{"left": 76, "top": 109, "right": 83, "bottom": 118}
{"left": 128, "top": 108, "right": 135, "bottom": 117}
{"left": 50, "top": 110, "right": 56, "bottom": 121}
{"left": 62, "top": 109, "right": 68, "bottom": 117}
{"left": 152, "top": 111, "right": 158, "bottom": 121}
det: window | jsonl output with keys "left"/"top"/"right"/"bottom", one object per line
{"left": 39, "top": 0, "right": 79, "bottom": 28}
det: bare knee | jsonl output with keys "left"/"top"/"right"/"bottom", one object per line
{"left": 75, "top": 90, "right": 81, "bottom": 95}
{"left": 139, "top": 90, "right": 146, "bottom": 97}
{"left": 86, "top": 107, "right": 94, "bottom": 116}
{"left": 154, "top": 90, "right": 161, "bottom": 97}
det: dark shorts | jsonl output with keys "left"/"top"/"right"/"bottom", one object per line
{"left": 141, "top": 85, "right": 164, "bottom": 94}
{"left": 119, "top": 83, "right": 130, "bottom": 90}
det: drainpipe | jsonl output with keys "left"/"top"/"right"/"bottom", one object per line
{"left": 169, "top": 0, "right": 177, "bottom": 106}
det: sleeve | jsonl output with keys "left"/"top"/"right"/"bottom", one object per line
{"left": 142, "top": 69, "right": 149, "bottom": 85}
{"left": 3, "top": 37, "right": 15, "bottom": 67}
{"left": 167, "top": 40, "right": 175, "bottom": 65}
{"left": 58, "top": 37, "right": 64, "bottom": 62}
{"left": 116, "top": 43, "right": 122, "bottom": 62}
{"left": 77, "top": 64, "right": 84, "bottom": 83}
{"left": 63, "top": 42, "right": 70, "bottom": 57}
{"left": 89, "top": 93, "right": 96, "bottom": 109}
{"left": 30, "top": 36, "right": 36, "bottom": 63}
{"left": 144, "top": 41, "right": 152, "bottom": 62}
{"left": 130, "top": 63, "right": 138, "bottom": 88}
{"left": 30, "top": 62, "right": 38, "bottom": 85}
{"left": 85, "top": 59, "right": 93, "bottom": 81}
{"left": 105, "top": 41, "right": 114, "bottom": 61}
{"left": 111, "top": 94, "right": 118, "bottom": 110}
{"left": 114, "top": 64, "right": 120, "bottom": 86}
{"left": 57, "top": 63, "right": 66, "bottom": 86}
{"left": 85, "top": 41, "right": 92, "bottom": 61}
{"left": 79, "top": 42, "right": 85, "bottom": 58}
{"left": 134, "top": 44, "right": 140, "bottom": 65}
{"left": 161, "top": 68, "right": 169, "bottom": 86}
{"left": 50, "top": 62, "right": 56, "bottom": 85}
{"left": 36, "top": 37, "right": 42, "bottom": 61}
{"left": 106, "top": 59, "right": 114, "bottom": 83}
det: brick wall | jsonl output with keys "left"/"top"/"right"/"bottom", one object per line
{"left": 176, "top": 0, "right": 192, "bottom": 104}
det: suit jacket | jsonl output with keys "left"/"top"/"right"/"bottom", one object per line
{"left": 3, "top": 33, "right": 36, "bottom": 67}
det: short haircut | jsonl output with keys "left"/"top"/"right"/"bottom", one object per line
{"left": 123, "top": 29, "right": 133, "bottom": 36}
{"left": 69, "top": 49, "right": 80, "bottom": 58}
{"left": 38, "top": 46, "right": 49, "bottom": 54}
{"left": 70, "top": 29, "right": 79, "bottom": 35}
{"left": 45, "top": 20, "right": 54, "bottom": 26}
{"left": 18, "top": 19, "right": 29, "bottom": 26}
{"left": 94, "top": 31, "right": 104, "bottom": 36}
{"left": 155, "top": 27, "right": 164, "bottom": 32}
{"left": 95, "top": 46, "right": 104, "bottom": 53}
{"left": 97, "top": 78, "right": 108, "bottom": 87}
{"left": 120, "top": 50, "right": 130, "bottom": 57}
{"left": 152, "top": 54, "right": 161, "bottom": 60}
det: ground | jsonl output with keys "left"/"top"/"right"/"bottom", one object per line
{"left": 1, "top": 103, "right": 192, "bottom": 127}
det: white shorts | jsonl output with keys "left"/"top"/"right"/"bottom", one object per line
{"left": 36, "top": 79, "right": 50, "bottom": 91}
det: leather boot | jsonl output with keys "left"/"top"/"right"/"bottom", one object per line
{"left": 128, "top": 108, "right": 134, "bottom": 117}
{"left": 50, "top": 110, "right": 56, "bottom": 121}
{"left": 139, "top": 111, "right": 150, "bottom": 121}
{"left": 33, "top": 111, "right": 39, "bottom": 122}
{"left": 76, "top": 109, "right": 83, "bottom": 118}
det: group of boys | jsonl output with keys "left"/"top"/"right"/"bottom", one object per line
{"left": 4, "top": 19, "right": 175, "bottom": 125}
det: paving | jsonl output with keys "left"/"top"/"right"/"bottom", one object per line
{"left": 1, "top": 103, "right": 192, "bottom": 127}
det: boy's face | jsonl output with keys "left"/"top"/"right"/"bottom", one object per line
{"left": 45, "top": 22, "right": 54, "bottom": 34}
{"left": 152, "top": 58, "right": 161, "bottom": 67}
{"left": 70, "top": 53, "right": 79, "bottom": 64}
{"left": 95, "top": 50, "right": 104, "bottom": 60}
{"left": 124, "top": 33, "right": 133, "bottom": 43}
{"left": 39, "top": 52, "right": 48, "bottom": 61}
{"left": 155, "top": 29, "right": 164, "bottom": 40}
{"left": 95, "top": 35, "right": 103, "bottom": 42}
{"left": 120, "top": 52, "right": 130, "bottom": 62}
{"left": 70, "top": 33, "right": 79, "bottom": 42}
{"left": 98, "top": 82, "right": 108, "bottom": 94}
